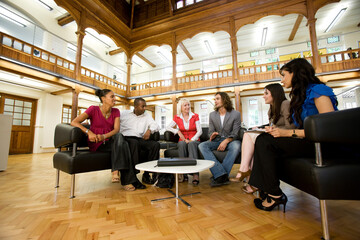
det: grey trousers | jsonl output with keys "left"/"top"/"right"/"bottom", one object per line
{"left": 177, "top": 141, "right": 200, "bottom": 159}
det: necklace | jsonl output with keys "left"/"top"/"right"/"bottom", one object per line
{"left": 100, "top": 106, "right": 111, "bottom": 119}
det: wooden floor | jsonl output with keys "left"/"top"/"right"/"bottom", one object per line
{"left": 0, "top": 153, "right": 359, "bottom": 240}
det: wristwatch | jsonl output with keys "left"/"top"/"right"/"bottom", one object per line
{"left": 85, "top": 129, "right": 89, "bottom": 135}
{"left": 292, "top": 129, "right": 297, "bottom": 138}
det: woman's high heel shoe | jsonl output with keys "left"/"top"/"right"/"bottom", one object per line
{"left": 254, "top": 194, "right": 288, "bottom": 212}
{"left": 230, "top": 169, "right": 251, "bottom": 182}
{"left": 241, "top": 184, "right": 258, "bottom": 194}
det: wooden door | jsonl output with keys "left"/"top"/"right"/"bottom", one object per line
{"left": 0, "top": 93, "right": 37, "bottom": 154}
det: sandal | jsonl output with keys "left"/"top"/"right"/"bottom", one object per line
{"left": 123, "top": 184, "right": 135, "bottom": 191}
{"left": 241, "top": 184, "right": 258, "bottom": 194}
{"left": 112, "top": 171, "right": 120, "bottom": 183}
{"left": 230, "top": 169, "right": 251, "bottom": 183}
{"left": 192, "top": 173, "right": 199, "bottom": 186}
{"left": 192, "top": 179, "right": 200, "bottom": 186}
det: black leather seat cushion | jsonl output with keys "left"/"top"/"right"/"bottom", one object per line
{"left": 279, "top": 156, "right": 360, "bottom": 200}
{"left": 53, "top": 150, "right": 111, "bottom": 174}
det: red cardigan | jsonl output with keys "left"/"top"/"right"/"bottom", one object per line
{"left": 173, "top": 113, "right": 200, "bottom": 142}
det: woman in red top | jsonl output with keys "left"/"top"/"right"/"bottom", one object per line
{"left": 71, "top": 89, "right": 144, "bottom": 191}
{"left": 166, "top": 98, "right": 203, "bottom": 185}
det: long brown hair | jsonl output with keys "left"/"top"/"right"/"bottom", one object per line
{"left": 214, "top": 92, "right": 234, "bottom": 112}
{"left": 265, "top": 83, "right": 286, "bottom": 124}
{"left": 280, "top": 58, "right": 333, "bottom": 127}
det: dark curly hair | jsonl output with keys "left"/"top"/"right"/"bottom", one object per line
{"left": 264, "top": 83, "right": 287, "bottom": 125}
{"left": 95, "top": 89, "right": 112, "bottom": 103}
{"left": 280, "top": 58, "right": 332, "bottom": 127}
{"left": 214, "top": 92, "right": 234, "bottom": 112}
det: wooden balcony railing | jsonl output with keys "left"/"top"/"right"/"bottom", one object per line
{"left": 0, "top": 32, "right": 127, "bottom": 96}
{"left": 1, "top": 32, "right": 359, "bottom": 99}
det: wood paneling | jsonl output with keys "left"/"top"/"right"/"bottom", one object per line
{"left": 0, "top": 93, "right": 37, "bottom": 154}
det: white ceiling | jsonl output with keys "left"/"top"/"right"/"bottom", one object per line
{"left": 0, "top": 0, "right": 359, "bottom": 105}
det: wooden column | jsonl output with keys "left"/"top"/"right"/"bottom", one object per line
{"left": 190, "top": 101, "right": 195, "bottom": 113}
{"left": 229, "top": 17, "right": 239, "bottom": 82}
{"left": 234, "top": 86, "right": 242, "bottom": 118}
{"left": 171, "top": 33, "right": 178, "bottom": 91}
{"left": 71, "top": 87, "right": 80, "bottom": 121}
{"left": 307, "top": 0, "right": 321, "bottom": 73}
{"left": 75, "top": 12, "right": 86, "bottom": 81}
{"left": 172, "top": 95, "right": 177, "bottom": 117}
{"left": 126, "top": 59, "right": 132, "bottom": 97}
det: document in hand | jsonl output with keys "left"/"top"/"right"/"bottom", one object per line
{"left": 246, "top": 128, "right": 266, "bottom": 134}
{"left": 157, "top": 157, "right": 197, "bottom": 167}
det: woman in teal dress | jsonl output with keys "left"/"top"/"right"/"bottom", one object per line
{"left": 249, "top": 58, "right": 338, "bottom": 212}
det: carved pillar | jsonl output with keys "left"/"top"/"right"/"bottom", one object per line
{"left": 75, "top": 12, "right": 86, "bottom": 81}
{"left": 71, "top": 87, "right": 81, "bottom": 121}
{"left": 126, "top": 59, "right": 132, "bottom": 97}
{"left": 171, "top": 49, "right": 178, "bottom": 92}
{"left": 171, "top": 33, "right": 178, "bottom": 91}
{"left": 234, "top": 86, "right": 242, "bottom": 118}
{"left": 229, "top": 17, "right": 239, "bottom": 82}
{"left": 172, "top": 95, "right": 177, "bottom": 117}
{"left": 307, "top": 0, "right": 321, "bottom": 72}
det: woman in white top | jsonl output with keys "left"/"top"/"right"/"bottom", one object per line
{"left": 166, "top": 98, "right": 203, "bottom": 185}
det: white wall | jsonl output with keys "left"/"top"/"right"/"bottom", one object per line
{"left": 35, "top": 93, "right": 63, "bottom": 153}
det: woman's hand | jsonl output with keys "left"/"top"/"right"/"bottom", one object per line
{"left": 184, "top": 139, "right": 191, "bottom": 144}
{"left": 178, "top": 131, "right": 186, "bottom": 142}
{"left": 266, "top": 127, "right": 291, "bottom": 138}
{"left": 88, "top": 131, "right": 98, "bottom": 142}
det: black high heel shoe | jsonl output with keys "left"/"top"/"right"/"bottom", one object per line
{"left": 254, "top": 193, "right": 288, "bottom": 212}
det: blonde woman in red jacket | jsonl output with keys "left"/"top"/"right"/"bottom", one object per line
{"left": 166, "top": 98, "right": 203, "bottom": 185}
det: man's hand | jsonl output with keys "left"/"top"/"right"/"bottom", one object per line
{"left": 210, "top": 132, "right": 219, "bottom": 141}
{"left": 217, "top": 138, "right": 229, "bottom": 151}
{"left": 143, "top": 129, "right": 151, "bottom": 140}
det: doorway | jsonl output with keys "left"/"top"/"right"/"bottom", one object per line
{"left": 0, "top": 93, "right": 37, "bottom": 154}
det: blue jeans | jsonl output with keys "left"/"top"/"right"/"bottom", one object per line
{"left": 198, "top": 138, "right": 241, "bottom": 179}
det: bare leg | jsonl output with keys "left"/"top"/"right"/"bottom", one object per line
{"left": 235, "top": 133, "right": 255, "bottom": 178}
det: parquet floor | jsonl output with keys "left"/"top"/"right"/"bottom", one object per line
{"left": 0, "top": 153, "right": 359, "bottom": 240}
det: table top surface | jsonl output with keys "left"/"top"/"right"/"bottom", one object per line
{"left": 135, "top": 160, "right": 214, "bottom": 174}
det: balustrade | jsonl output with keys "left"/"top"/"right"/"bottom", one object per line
{"left": 1, "top": 32, "right": 359, "bottom": 98}
{"left": 0, "top": 32, "right": 127, "bottom": 96}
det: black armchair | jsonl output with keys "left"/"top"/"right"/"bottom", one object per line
{"left": 278, "top": 107, "right": 360, "bottom": 240}
{"left": 53, "top": 123, "right": 159, "bottom": 198}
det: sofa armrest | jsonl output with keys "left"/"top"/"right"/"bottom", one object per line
{"left": 149, "top": 131, "right": 160, "bottom": 141}
{"left": 164, "top": 131, "right": 179, "bottom": 142}
{"left": 54, "top": 123, "right": 88, "bottom": 148}
{"left": 304, "top": 107, "right": 360, "bottom": 144}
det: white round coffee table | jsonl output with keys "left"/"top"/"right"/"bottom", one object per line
{"left": 136, "top": 159, "right": 214, "bottom": 208}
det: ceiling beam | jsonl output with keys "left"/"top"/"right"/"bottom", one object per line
{"left": 135, "top": 53, "right": 156, "bottom": 68}
{"left": 51, "top": 88, "right": 73, "bottom": 95}
{"left": 109, "top": 48, "right": 124, "bottom": 55}
{"left": 168, "top": 0, "right": 173, "bottom": 16}
{"left": 130, "top": 0, "right": 135, "bottom": 29}
{"left": 288, "top": 15, "right": 304, "bottom": 41}
{"left": 57, "top": 14, "right": 74, "bottom": 26}
{"left": 179, "top": 42, "right": 193, "bottom": 60}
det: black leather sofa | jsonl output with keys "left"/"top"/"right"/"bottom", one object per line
{"left": 163, "top": 127, "right": 246, "bottom": 164}
{"left": 53, "top": 123, "right": 159, "bottom": 198}
{"left": 278, "top": 107, "right": 360, "bottom": 240}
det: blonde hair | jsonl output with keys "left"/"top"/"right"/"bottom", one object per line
{"left": 177, "top": 98, "right": 191, "bottom": 115}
